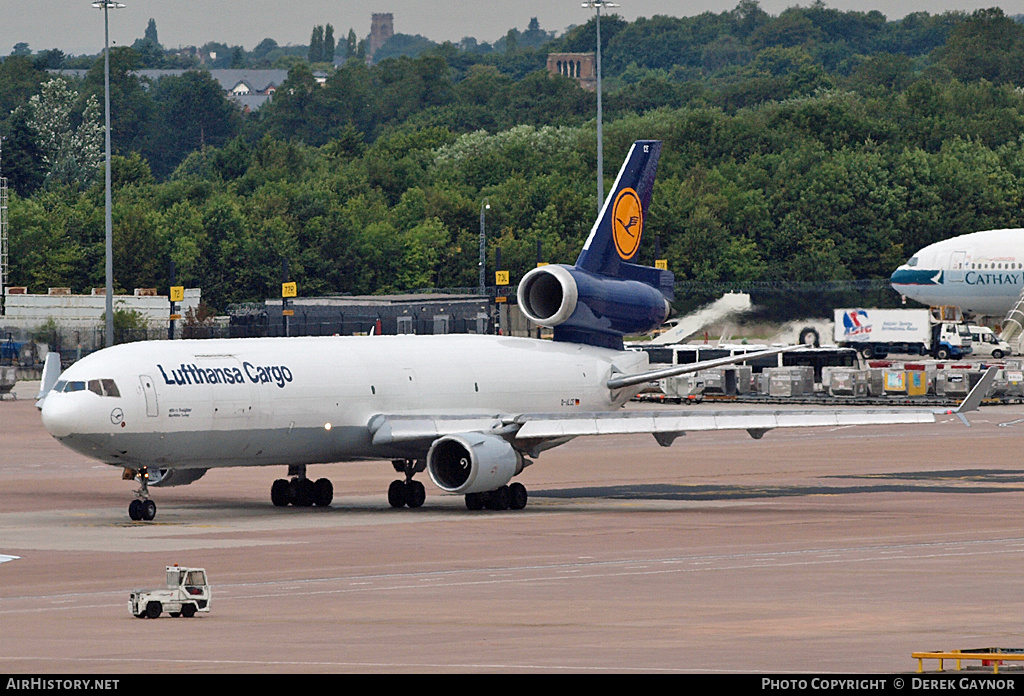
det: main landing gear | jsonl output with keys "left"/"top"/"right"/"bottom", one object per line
{"left": 465, "top": 482, "right": 528, "bottom": 511}
{"left": 388, "top": 459, "right": 426, "bottom": 508}
{"left": 385, "top": 459, "right": 530, "bottom": 511}
{"left": 271, "top": 465, "right": 334, "bottom": 508}
{"left": 127, "top": 467, "right": 157, "bottom": 521}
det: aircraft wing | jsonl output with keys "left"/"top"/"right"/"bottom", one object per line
{"left": 369, "top": 367, "right": 996, "bottom": 456}
{"left": 511, "top": 407, "right": 936, "bottom": 441}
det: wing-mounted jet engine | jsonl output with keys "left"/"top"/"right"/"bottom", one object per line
{"left": 426, "top": 432, "right": 527, "bottom": 511}
{"left": 517, "top": 140, "right": 673, "bottom": 350}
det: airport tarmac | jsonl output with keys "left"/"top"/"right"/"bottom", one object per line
{"left": 2, "top": 381, "right": 1024, "bottom": 674}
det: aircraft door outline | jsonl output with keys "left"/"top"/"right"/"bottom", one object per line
{"left": 949, "top": 251, "right": 967, "bottom": 282}
{"left": 140, "top": 375, "right": 159, "bottom": 417}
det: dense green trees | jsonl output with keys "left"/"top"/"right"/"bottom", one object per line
{"left": 7, "top": 3, "right": 1024, "bottom": 320}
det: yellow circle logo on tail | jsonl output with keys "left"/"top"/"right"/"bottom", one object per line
{"left": 612, "top": 187, "right": 643, "bottom": 260}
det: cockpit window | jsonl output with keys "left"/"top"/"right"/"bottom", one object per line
{"left": 907, "top": 257, "right": 918, "bottom": 267}
{"left": 87, "top": 379, "right": 121, "bottom": 397}
{"left": 58, "top": 379, "right": 120, "bottom": 396}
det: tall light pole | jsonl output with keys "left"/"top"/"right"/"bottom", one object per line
{"left": 478, "top": 198, "right": 490, "bottom": 294}
{"left": 92, "top": 1, "right": 124, "bottom": 348}
{"left": 582, "top": 1, "right": 618, "bottom": 214}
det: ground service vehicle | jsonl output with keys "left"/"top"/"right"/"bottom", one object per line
{"left": 130, "top": 565, "right": 210, "bottom": 618}
{"left": 968, "top": 326, "right": 1013, "bottom": 359}
{"left": 834, "top": 308, "right": 972, "bottom": 359}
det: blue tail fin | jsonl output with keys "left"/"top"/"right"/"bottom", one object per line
{"left": 574, "top": 140, "right": 673, "bottom": 301}
{"left": 516, "top": 140, "right": 674, "bottom": 350}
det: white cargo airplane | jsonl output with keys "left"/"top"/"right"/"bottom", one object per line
{"left": 891, "top": 228, "right": 1024, "bottom": 317}
{"left": 38, "top": 141, "right": 994, "bottom": 521}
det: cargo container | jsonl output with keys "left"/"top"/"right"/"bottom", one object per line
{"left": 766, "top": 366, "right": 814, "bottom": 397}
{"left": 827, "top": 368, "right": 869, "bottom": 397}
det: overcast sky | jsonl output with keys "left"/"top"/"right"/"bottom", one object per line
{"left": 8, "top": 1, "right": 1024, "bottom": 56}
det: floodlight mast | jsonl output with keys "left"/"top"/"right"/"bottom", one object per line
{"left": 478, "top": 198, "right": 490, "bottom": 294}
{"left": 92, "top": 1, "right": 125, "bottom": 347}
{"left": 582, "top": 1, "right": 618, "bottom": 214}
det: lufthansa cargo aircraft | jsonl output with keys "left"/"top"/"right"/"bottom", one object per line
{"left": 890, "top": 229, "right": 1024, "bottom": 317}
{"left": 38, "top": 141, "right": 992, "bottom": 521}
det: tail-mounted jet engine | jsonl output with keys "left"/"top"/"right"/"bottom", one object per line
{"left": 426, "top": 432, "right": 524, "bottom": 495}
{"left": 517, "top": 264, "right": 670, "bottom": 349}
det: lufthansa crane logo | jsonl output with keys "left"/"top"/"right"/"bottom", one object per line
{"left": 612, "top": 187, "right": 643, "bottom": 260}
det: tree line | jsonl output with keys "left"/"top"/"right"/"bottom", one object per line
{"left": 5, "top": 3, "right": 1024, "bottom": 318}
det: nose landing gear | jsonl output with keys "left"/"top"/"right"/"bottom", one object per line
{"left": 127, "top": 467, "right": 157, "bottom": 521}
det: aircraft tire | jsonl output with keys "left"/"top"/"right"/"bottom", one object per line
{"left": 509, "top": 482, "right": 528, "bottom": 510}
{"left": 141, "top": 500, "right": 157, "bottom": 521}
{"left": 313, "top": 478, "right": 334, "bottom": 507}
{"left": 128, "top": 499, "right": 143, "bottom": 521}
{"left": 271, "top": 479, "right": 290, "bottom": 507}
{"left": 388, "top": 480, "right": 407, "bottom": 508}
{"left": 145, "top": 601, "right": 162, "bottom": 619}
{"left": 292, "top": 478, "right": 315, "bottom": 507}
{"left": 486, "top": 486, "right": 511, "bottom": 511}
{"left": 406, "top": 480, "right": 426, "bottom": 508}
{"left": 465, "top": 492, "right": 485, "bottom": 510}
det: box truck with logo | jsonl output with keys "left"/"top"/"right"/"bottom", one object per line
{"left": 834, "top": 308, "right": 972, "bottom": 359}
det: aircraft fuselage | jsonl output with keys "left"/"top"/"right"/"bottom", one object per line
{"left": 40, "top": 334, "right": 645, "bottom": 471}
{"left": 891, "top": 228, "right": 1024, "bottom": 316}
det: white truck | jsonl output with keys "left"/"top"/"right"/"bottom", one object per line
{"left": 130, "top": 565, "right": 210, "bottom": 618}
{"left": 834, "top": 307, "right": 972, "bottom": 360}
{"left": 968, "top": 325, "right": 1014, "bottom": 359}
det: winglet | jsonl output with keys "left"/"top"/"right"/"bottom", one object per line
{"left": 940, "top": 366, "right": 997, "bottom": 426}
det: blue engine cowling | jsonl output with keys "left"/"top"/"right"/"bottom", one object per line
{"left": 517, "top": 264, "right": 670, "bottom": 350}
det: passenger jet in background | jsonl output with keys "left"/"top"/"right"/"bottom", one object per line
{"left": 891, "top": 228, "right": 1024, "bottom": 318}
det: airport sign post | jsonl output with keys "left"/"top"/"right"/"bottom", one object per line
{"left": 169, "top": 283, "right": 184, "bottom": 339}
{"left": 282, "top": 280, "right": 296, "bottom": 333}
{"left": 282, "top": 257, "right": 294, "bottom": 336}
{"left": 168, "top": 258, "right": 181, "bottom": 340}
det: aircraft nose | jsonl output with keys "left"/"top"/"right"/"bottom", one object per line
{"left": 41, "top": 396, "right": 80, "bottom": 438}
